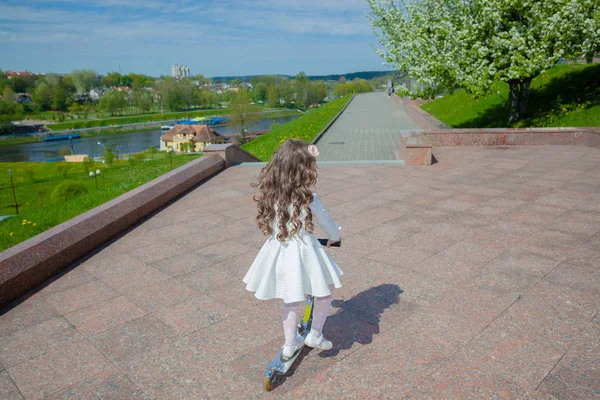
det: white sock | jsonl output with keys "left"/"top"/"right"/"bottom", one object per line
{"left": 282, "top": 301, "right": 302, "bottom": 346}
{"left": 310, "top": 285, "right": 334, "bottom": 338}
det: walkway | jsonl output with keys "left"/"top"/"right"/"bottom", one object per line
{"left": 317, "top": 92, "right": 419, "bottom": 162}
{"left": 1, "top": 145, "right": 599, "bottom": 399}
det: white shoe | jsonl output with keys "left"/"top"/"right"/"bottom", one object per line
{"left": 304, "top": 332, "right": 333, "bottom": 351}
{"left": 282, "top": 335, "right": 305, "bottom": 359}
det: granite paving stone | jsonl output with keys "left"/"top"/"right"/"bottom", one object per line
{"left": 41, "top": 280, "right": 120, "bottom": 315}
{"left": 125, "top": 278, "right": 200, "bottom": 312}
{"left": 0, "top": 316, "right": 81, "bottom": 368}
{"left": 63, "top": 296, "right": 148, "bottom": 337}
{"left": 7, "top": 340, "right": 112, "bottom": 399}
{"left": 177, "top": 263, "right": 238, "bottom": 293}
{"left": 0, "top": 370, "right": 23, "bottom": 400}
{"left": 36, "top": 267, "right": 97, "bottom": 298}
{"left": 154, "top": 294, "right": 235, "bottom": 335}
{"left": 2, "top": 145, "right": 600, "bottom": 398}
{"left": 0, "top": 296, "right": 60, "bottom": 337}
{"left": 149, "top": 252, "right": 215, "bottom": 277}
{"left": 46, "top": 370, "right": 145, "bottom": 400}
{"left": 88, "top": 315, "right": 176, "bottom": 365}
{"left": 366, "top": 241, "right": 433, "bottom": 269}
{"left": 535, "top": 318, "right": 600, "bottom": 399}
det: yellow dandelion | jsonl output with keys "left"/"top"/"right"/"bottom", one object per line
{"left": 10, "top": 232, "right": 13, "bottom": 237}
{"left": 562, "top": 108, "right": 566, "bottom": 111}
{"left": 22, "top": 219, "right": 27, "bottom": 223}
{"left": 33, "top": 223, "right": 37, "bottom": 226}
{"left": 27, "top": 221, "right": 32, "bottom": 224}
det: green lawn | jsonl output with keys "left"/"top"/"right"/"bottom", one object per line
{"left": 421, "top": 63, "right": 600, "bottom": 128}
{"left": 0, "top": 153, "right": 201, "bottom": 251}
{"left": 242, "top": 96, "right": 352, "bottom": 161}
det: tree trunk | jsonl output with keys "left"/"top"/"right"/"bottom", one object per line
{"left": 518, "top": 78, "right": 531, "bottom": 119}
{"left": 508, "top": 78, "right": 532, "bottom": 124}
{"left": 508, "top": 80, "right": 520, "bottom": 124}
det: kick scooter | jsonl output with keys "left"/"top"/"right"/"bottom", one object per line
{"left": 264, "top": 239, "right": 341, "bottom": 391}
{"left": 264, "top": 294, "right": 314, "bottom": 391}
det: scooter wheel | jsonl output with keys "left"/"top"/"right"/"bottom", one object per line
{"left": 264, "top": 375, "right": 274, "bottom": 391}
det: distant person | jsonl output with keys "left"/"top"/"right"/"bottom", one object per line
{"left": 244, "top": 140, "right": 343, "bottom": 358}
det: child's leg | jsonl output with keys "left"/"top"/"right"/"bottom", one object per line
{"left": 282, "top": 301, "right": 302, "bottom": 346}
{"left": 310, "top": 284, "right": 335, "bottom": 339}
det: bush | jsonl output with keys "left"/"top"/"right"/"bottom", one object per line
{"left": 104, "top": 148, "right": 115, "bottom": 166}
{"left": 24, "top": 168, "right": 36, "bottom": 183}
{"left": 37, "top": 187, "right": 48, "bottom": 206}
{"left": 56, "top": 163, "right": 72, "bottom": 178}
{"left": 59, "top": 146, "right": 72, "bottom": 156}
{"left": 50, "top": 180, "right": 89, "bottom": 204}
{"left": 133, "top": 152, "right": 147, "bottom": 162}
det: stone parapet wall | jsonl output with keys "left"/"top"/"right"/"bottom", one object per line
{"left": 392, "top": 95, "right": 449, "bottom": 131}
{"left": 0, "top": 154, "right": 226, "bottom": 308}
{"left": 424, "top": 127, "right": 600, "bottom": 149}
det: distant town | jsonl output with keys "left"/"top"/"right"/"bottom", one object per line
{"left": 0, "top": 64, "right": 398, "bottom": 139}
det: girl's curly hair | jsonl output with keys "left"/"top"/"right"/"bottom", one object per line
{"left": 252, "top": 139, "right": 317, "bottom": 242}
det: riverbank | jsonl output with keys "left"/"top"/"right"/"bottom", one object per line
{"left": 0, "top": 109, "right": 302, "bottom": 147}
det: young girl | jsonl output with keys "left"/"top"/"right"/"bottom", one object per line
{"left": 243, "top": 139, "right": 343, "bottom": 358}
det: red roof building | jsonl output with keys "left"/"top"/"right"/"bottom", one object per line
{"left": 160, "top": 124, "right": 225, "bottom": 152}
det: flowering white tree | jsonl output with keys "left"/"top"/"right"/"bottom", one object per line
{"left": 367, "top": 0, "right": 600, "bottom": 123}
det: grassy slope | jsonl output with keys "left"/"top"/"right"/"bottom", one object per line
{"left": 421, "top": 63, "right": 600, "bottom": 128}
{"left": 0, "top": 154, "right": 200, "bottom": 251}
{"left": 241, "top": 96, "right": 351, "bottom": 161}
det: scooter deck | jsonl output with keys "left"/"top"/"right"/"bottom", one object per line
{"left": 265, "top": 331, "right": 308, "bottom": 376}
{"left": 265, "top": 296, "right": 314, "bottom": 382}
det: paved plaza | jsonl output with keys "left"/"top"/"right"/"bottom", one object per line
{"left": 1, "top": 144, "right": 599, "bottom": 399}
{"left": 317, "top": 92, "right": 419, "bottom": 162}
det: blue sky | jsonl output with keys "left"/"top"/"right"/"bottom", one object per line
{"left": 0, "top": 0, "right": 388, "bottom": 77}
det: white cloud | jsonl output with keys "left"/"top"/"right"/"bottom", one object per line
{"left": 0, "top": 0, "right": 383, "bottom": 75}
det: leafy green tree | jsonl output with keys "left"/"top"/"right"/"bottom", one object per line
{"left": 267, "top": 84, "right": 279, "bottom": 107}
{"left": 0, "top": 99, "right": 23, "bottom": 133}
{"left": 68, "top": 103, "right": 80, "bottom": 119}
{"left": 3, "top": 86, "right": 15, "bottom": 102}
{"left": 98, "top": 90, "right": 128, "bottom": 115}
{"left": 178, "top": 79, "right": 196, "bottom": 110}
{"left": 158, "top": 79, "right": 185, "bottom": 111}
{"left": 52, "top": 85, "right": 68, "bottom": 111}
{"left": 7, "top": 76, "right": 27, "bottom": 93}
{"left": 72, "top": 69, "right": 97, "bottom": 95}
{"left": 101, "top": 74, "right": 118, "bottom": 88}
{"left": 228, "top": 92, "right": 260, "bottom": 144}
{"left": 104, "top": 148, "right": 115, "bottom": 166}
{"left": 368, "top": 0, "right": 600, "bottom": 123}
{"left": 334, "top": 79, "right": 373, "bottom": 97}
{"left": 33, "top": 81, "right": 54, "bottom": 110}
{"left": 251, "top": 82, "right": 268, "bottom": 102}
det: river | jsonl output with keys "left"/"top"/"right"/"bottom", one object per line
{"left": 0, "top": 115, "right": 299, "bottom": 162}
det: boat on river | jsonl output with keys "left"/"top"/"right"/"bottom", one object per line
{"left": 43, "top": 133, "right": 81, "bottom": 141}
{"left": 189, "top": 117, "right": 230, "bottom": 126}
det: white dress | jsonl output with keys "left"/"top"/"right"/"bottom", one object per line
{"left": 243, "top": 193, "right": 343, "bottom": 303}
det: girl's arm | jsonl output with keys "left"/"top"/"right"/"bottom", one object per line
{"left": 309, "top": 193, "right": 341, "bottom": 242}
